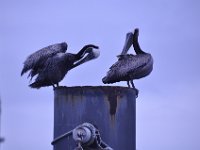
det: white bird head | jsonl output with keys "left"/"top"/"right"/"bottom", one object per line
{"left": 71, "top": 45, "right": 100, "bottom": 69}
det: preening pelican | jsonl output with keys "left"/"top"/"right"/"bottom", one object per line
{"left": 21, "top": 43, "right": 100, "bottom": 89}
{"left": 102, "top": 28, "right": 153, "bottom": 97}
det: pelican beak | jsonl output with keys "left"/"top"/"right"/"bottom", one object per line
{"left": 71, "top": 47, "right": 100, "bottom": 69}
{"left": 133, "top": 28, "right": 139, "bottom": 37}
{"left": 120, "top": 31, "right": 134, "bottom": 55}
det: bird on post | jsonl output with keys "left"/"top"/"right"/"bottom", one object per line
{"left": 21, "top": 42, "right": 100, "bottom": 89}
{"left": 102, "top": 28, "right": 153, "bottom": 97}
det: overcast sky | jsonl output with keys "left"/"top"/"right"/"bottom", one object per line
{"left": 0, "top": 0, "right": 200, "bottom": 150}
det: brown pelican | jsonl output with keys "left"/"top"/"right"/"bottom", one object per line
{"left": 102, "top": 28, "right": 153, "bottom": 97}
{"left": 21, "top": 43, "right": 100, "bottom": 88}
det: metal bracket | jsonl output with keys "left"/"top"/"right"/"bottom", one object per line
{"left": 51, "top": 122, "right": 113, "bottom": 150}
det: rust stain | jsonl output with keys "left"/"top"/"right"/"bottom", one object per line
{"left": 101, "top": 86, "right": 124, "bottom": 116}
{"left": 110, "top": 115, "right": 116, "bottom": 127}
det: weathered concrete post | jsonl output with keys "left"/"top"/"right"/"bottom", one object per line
{"left": 53, "top": 86, "right": 136, "bottom": 150}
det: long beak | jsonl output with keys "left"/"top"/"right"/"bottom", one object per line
{"left": 70, "top": 48, "right": 100, "bottom": 69}
{"left": 120, "top": 32, "right": 134, "bottom": 55}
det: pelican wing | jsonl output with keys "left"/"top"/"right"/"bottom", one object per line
{"left": 126, "top": 54, "right": 152, "bottom": 73}
{"left": 103, "top": 54, "right": 152, "bottom": 83}
{"left": 29, "top": 53, "right": 74, "bottom": 88}
{"left": 21, "top": 42, "right": 67, "bottom": 76}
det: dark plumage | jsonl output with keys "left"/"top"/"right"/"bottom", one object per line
{"left": 21, "top": 42, "right": 68, "bottom": 77}
{"left": 102, "top": 28, "right": 153, "bottom": 96}
{"left": 21, "top": 43, "right": 99, "bottom": 89}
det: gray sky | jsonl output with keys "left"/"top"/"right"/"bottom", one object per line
{"left": 0, "top": 0, "right": 200, "bottom": 150}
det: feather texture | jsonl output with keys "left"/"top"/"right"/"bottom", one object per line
{"left": 21, "top": 42, "right": 68, "bottom": 76}
{"left": 103, "top": 54, "right": 153, "bottom": 83}
{"left": 29, "top": 53, "right": 75, "bottom": 88}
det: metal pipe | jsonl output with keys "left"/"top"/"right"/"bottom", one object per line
{"left": 53, "top": 86, "right": 136, "bottom": 150}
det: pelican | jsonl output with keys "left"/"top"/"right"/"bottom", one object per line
{"left": 21, "top": 42, "right": 100, "bottom": 89}
{"left": 102, "top": 28, "right": 153, "bottom": 97}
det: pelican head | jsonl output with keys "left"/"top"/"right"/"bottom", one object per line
{"left": 118, "top": 28, "right": 140, "bottom": 57}
{"left": 119, "top": 30, "right": 134, "bottom": 56}
{"left": 72, "top": 46, "right": 100, "bottom": 69}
